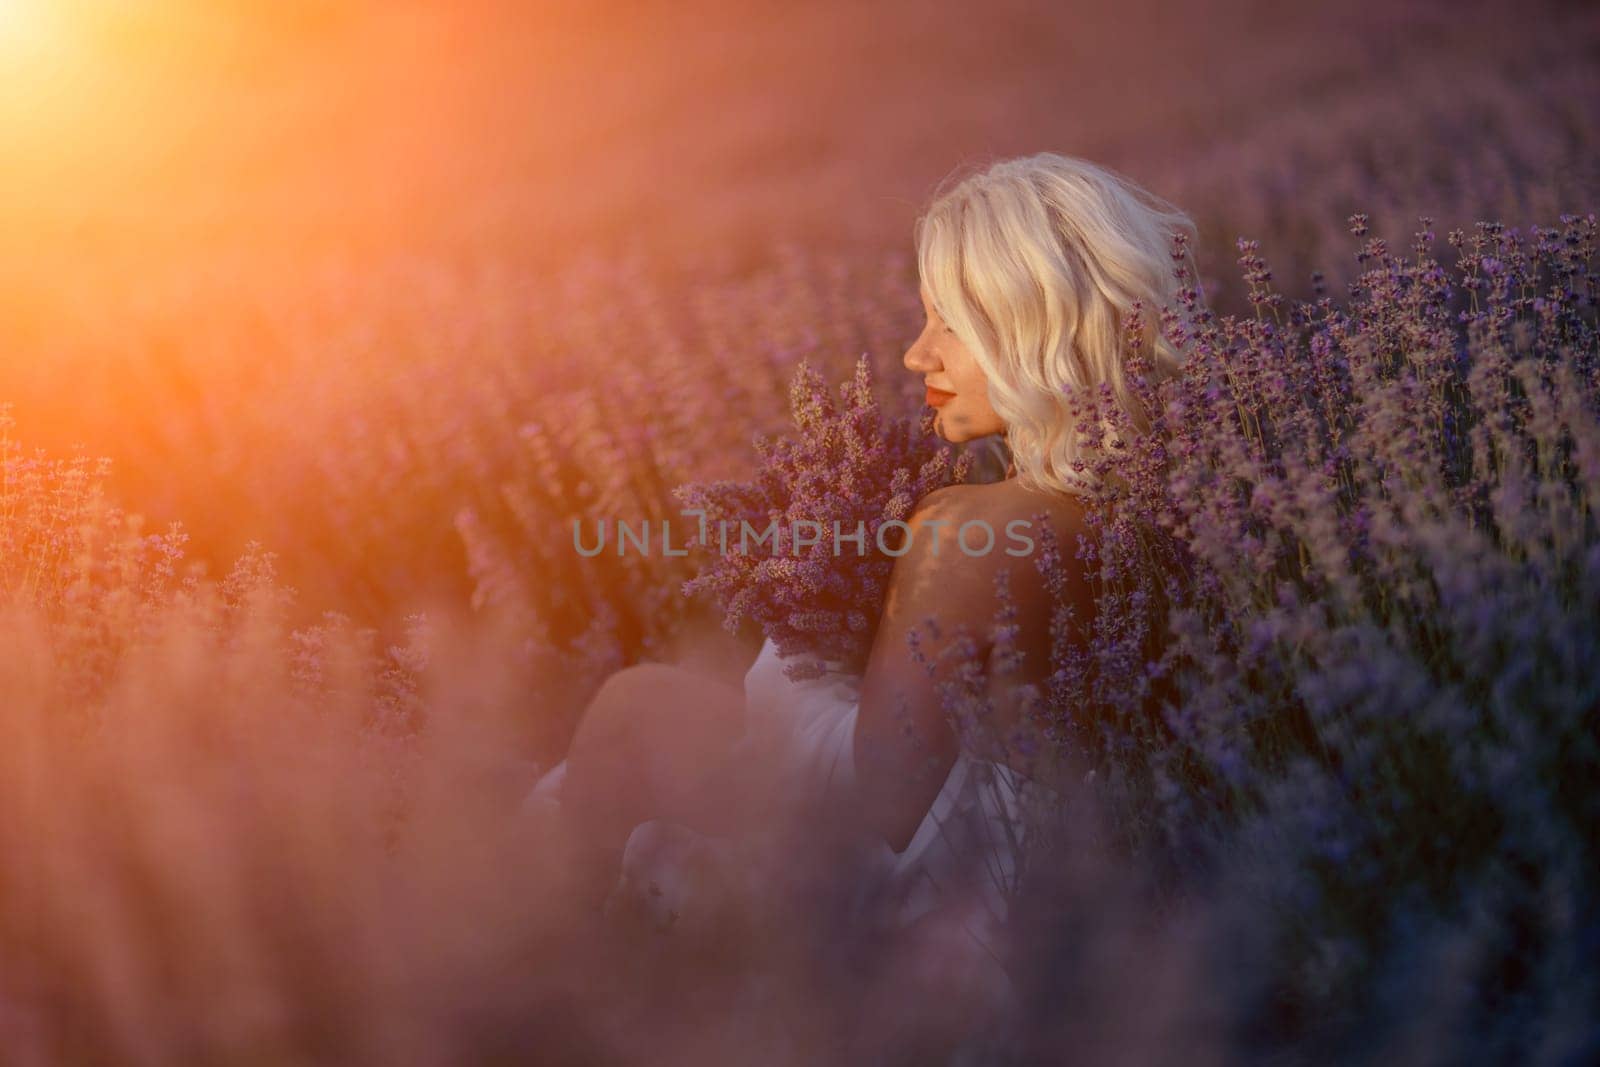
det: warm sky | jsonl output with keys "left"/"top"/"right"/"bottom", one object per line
{"left": 1, "top": 0, "right": 1593, "bottom": 276}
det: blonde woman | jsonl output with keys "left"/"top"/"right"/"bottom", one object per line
{"left": 528, "top": 152, "right": 1197, "bottom": 1036}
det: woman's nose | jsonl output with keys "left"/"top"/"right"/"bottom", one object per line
{"left": 903, "top": 337, "right": 939, "bottom": 373}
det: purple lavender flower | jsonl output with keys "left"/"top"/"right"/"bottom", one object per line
{"left": 676, "top": 356, "right": 971, "bottom": 678}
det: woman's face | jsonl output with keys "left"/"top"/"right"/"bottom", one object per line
{"left": 904, "top": 284, "right": 1007, "bottom": 443}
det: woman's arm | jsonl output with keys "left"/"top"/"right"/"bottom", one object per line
{"left": 852, "top": 484, "right": 1093, "bottom": 851}
{"left": 851, "top": 489, "right": 1023, "bottom": 851}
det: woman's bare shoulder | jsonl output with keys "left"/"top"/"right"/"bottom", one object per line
{"left": 912, "top": 478, "right": 1090, "bottom": 532}
{"left": 893, "top": 478, "right": 1092, "bottom": 612}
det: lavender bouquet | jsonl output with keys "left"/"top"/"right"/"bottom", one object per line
{"left": 674, "top": 356, "right": 971, "bottom": 680}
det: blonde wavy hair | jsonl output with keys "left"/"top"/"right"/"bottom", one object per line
{"left": 914, "top": 153, "right": 1200, "bottom": 496}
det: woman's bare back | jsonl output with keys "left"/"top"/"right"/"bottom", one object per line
{"left": 912, "top": 477, "right": 1092, "bottom": 662}
{"left": 853, "top": 476, "right": 1094, "bottom": 850}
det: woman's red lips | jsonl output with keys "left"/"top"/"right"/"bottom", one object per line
{"left": 925, "top": 386, "right": 956, "bottom": 408}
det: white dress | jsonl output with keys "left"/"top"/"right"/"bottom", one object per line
{"left": 525, "top": 637, "right": 1034, "bottom": 951}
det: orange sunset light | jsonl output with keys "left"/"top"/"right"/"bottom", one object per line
{"left": 0, "top": 0, "right": 67, "bottom": 63}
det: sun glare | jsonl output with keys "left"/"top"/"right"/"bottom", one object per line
{"left": 0, "top": 0, "right": 71, "bottom": 69}
{"left": 0, "top": 0, "right": 46, "bottom": 41}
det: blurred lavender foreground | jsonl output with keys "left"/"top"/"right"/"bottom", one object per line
{"left": 0, "top": 0, "right": 1597, "bottom": 1063}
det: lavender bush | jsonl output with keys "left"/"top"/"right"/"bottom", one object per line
{"left": 947, "top": 212, "right": 1600, "bottom": 1061}
{"left": 7, "top": 1, "right": 1592, "bottom": 654}
{"left": 675, "top": 356, "right": 971, "bottom": 680}
{"left": 0, "top": 210, "right": 1596, "bottom": 1063}
{"left": 0, "top": 3, "right": 1592, "bottom": 1058}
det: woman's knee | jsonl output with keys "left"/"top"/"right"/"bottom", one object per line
{"left": 560, "top": 666, "right": 676, "bottom": 840}
{"left": 579, "top": 662, "right": 744, "bottom": 748}
{"left": 568, "top": 662, "right": 718, "bottom": 793}
{"left": 575, "top": 663, "right": 686, "bottom": 751}
{"left": 565, "top": 661, "right": 747, "bottom": 827}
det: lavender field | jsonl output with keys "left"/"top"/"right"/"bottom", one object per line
{"left": 0, "top": 0, "right": 1597, "bottom": 1063}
